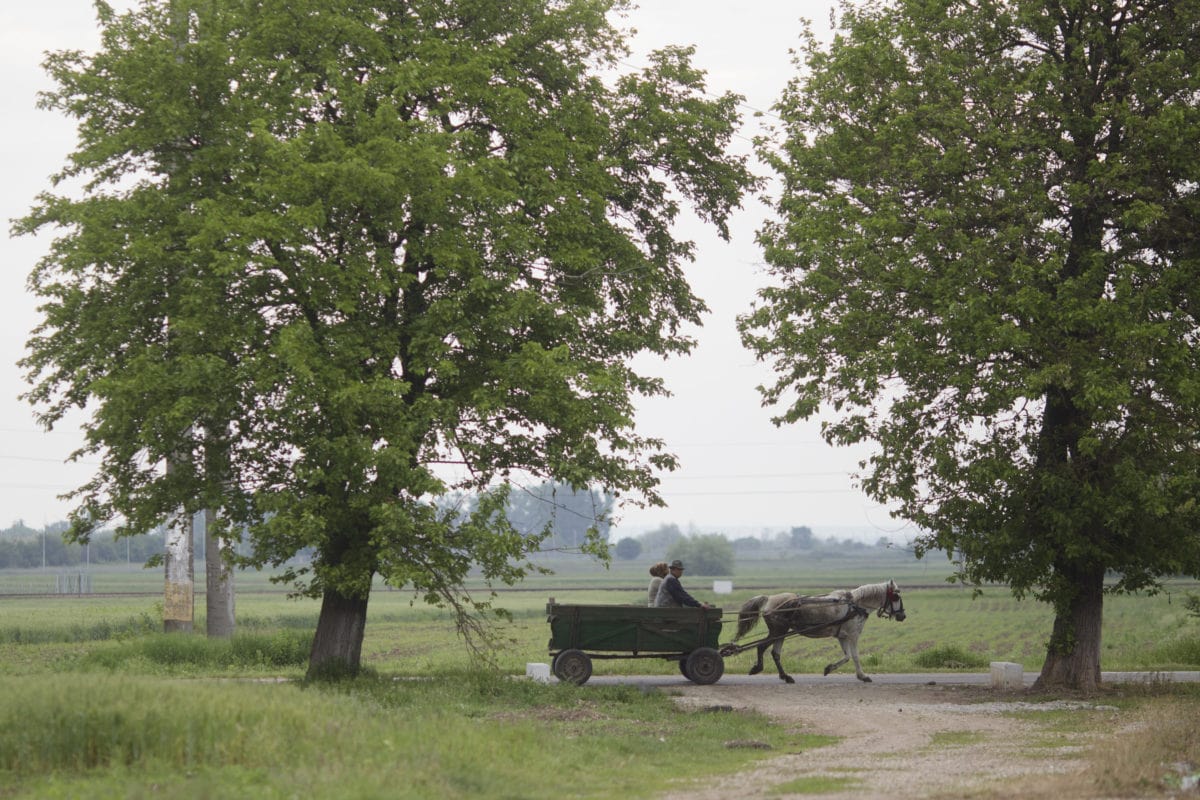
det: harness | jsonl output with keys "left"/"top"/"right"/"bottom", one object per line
{"left": 718, "top": 598, "right": 869, "bottom": 658}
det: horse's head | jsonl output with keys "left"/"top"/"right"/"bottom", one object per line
{"left": 877, "top": 579, "right": 906, "bottom": 621}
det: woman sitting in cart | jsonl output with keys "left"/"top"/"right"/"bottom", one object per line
{"left": 653, "top": 560, "right": 710, "bottom": 609}
{"left": 647, "top": 561, "right": 669, "bottom": 606}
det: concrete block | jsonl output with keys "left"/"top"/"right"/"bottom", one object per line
{"left": 526, "top": 662, "right": 552, "bottom": 683}
{"left": 990, "top": 661, "right": 1023, "bottom": 690}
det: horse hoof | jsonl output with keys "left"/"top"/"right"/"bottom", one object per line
{"left": 782, "top": 675, "right": 795, "bottom": 684}
{"left": 858, "top": 676, "right": 873, "bottom": 683}
{"left": 748, "top": 666, "right": 762, "bottom": 676}
{"left": 823, "top": 666, "right": 833, "bottom": 676}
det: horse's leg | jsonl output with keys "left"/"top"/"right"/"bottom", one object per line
{"left": 825, "top": 633, "right": 871, "bottom": 682}
{"left": 771, "top": 636, "right": 794, "bottom": 684}
{"left": 823, "top": 636, "right": 852, "bottom": 677}
{"left": 846, "top": 634, "right": 871, "bottom": 683}
{"left": 748, "top": 640, "right": 766, "bottom": 676}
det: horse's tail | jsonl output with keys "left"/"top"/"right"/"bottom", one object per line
{"left": 734, "top": 595, "right": 770, "bottom": 641}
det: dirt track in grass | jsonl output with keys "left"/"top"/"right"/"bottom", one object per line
{"left": 660, "top": 681, "right": 1119, "bottom": 800}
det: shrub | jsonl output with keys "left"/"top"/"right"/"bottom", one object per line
{"left": 1183, "top": 593, "right": 1200, "bottom": 620}
{"left": 912, "top": 645, "right": 989, "bottom": 670}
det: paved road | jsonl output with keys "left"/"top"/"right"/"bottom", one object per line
{"left": 559, "top": 670, "right": 1200, "bottom": 688}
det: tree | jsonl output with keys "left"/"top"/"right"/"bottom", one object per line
{"left": 638, "top": 523, "right": 685, "bottom": 558}
{"left": 667, "top": 533, "right": 734, "bottom": 576}
{"left": 787, "top": 525, "right": 814, "bottom": 550}
{"left": 732, "top": 535, "right": 762, "bottom": 556}
{"left": 741, "top": 0, "right": 1200, "bottom": 691}
{"left": 19, "top": 0, "right": 754, "bottom": 677}
{"left": 614, "top": 536, "right": 642, "bottom": 561}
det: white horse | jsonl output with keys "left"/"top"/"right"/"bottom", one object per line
{"left": 731, "top": 579, "right": 906, "bottom": 683}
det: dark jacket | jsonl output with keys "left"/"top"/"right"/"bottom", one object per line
{"left": 654, "top": 573, "right": 702, "bottom": 608}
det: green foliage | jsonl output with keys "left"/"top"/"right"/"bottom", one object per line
{"left": 1183, "top": 593, "right": 1200, "bottom": 620}
{"left": 912, "top": 645, "right": 989, "bottom": 671}
{"left": 741, "top": 0, "right": 1200, "bottom": 686}
{"left": 19, "top": 0, "right": 756, "bottom": 673}
{"left": 667, "top": 533, "right": 735, "bottom": 576}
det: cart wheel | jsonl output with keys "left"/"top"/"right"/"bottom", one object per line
{"left": 553, "top": 649, "right": 592, "bottom": 685}
{"left": 678, "top": 657, "right": 691, "bottom": 680}
{"left": 684, "top": 647, "right": 724, "bottom": 685}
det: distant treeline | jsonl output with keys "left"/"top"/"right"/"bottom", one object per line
{"left": 0, "top": 522, "right": 165, "bottom": 569}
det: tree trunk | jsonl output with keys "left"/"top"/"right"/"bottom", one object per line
{"left": 164, "top": 450, "right": 194, "bottom": 633}
{"left": 307, "top": 585, "right": 370, "bottom": 679}
{"left": 204, "top": 509, "right": 236, "bottom": 638}
{"left": 1033, "top": 565, "right": 1104, "bottom": 692}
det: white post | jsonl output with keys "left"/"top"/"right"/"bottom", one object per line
{"left": 163, "top": 454, "right": 194, "bottom": 633}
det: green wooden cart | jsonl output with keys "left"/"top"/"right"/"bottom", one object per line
{"left": 546, "top": 601, "right": 725, "bottom": 685}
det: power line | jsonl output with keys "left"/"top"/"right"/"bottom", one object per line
{"left": 659, "top": 470, "right": 855, "bottom": 480}
{"left": 662, "top": 487, "right": 863, "bottom": 496}
{"left": 0, "top": 454, "right": 97, "bottom": 465}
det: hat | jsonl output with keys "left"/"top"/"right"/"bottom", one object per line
{"left": 669, "top": 559, "right": 685, "bottom": 570}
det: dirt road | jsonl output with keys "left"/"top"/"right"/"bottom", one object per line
{"left": 659, "top": 681, "right": 1116, "bottom": 799}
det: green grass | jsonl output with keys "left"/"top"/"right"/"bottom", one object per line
{"left": 2, "top": 558, "right": 1198, "bottom": 679}
{"left": 0, "top": 671, "right": 795, "bottom": 799}
{"left": 76, "top": 629, "right": 313, "bottom": 673}
{"left": 0, "top": 553, "right": 1197, "bottom": 799}
{"left": 927, "top": 730, "right": 990, "bottom": 747}
{"left": 769, "top": 775, "right": 863, "bottom": 795}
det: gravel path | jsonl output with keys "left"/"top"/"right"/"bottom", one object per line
{"left": 658, "top": 682, "right": 1115, "bottom": 799}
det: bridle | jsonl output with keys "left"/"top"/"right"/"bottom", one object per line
{"left": 877, "top": 583, "right": 904, "bottom": 619}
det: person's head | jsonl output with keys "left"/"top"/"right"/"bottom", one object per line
{"left": 669, "top": 559, "right": 685, "bottom": 575}
{"left": 649, "top": 561, "right": 669, "bottom": 578}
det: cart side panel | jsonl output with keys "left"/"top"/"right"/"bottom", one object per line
{"left": 546, "top": 604, "right": 722, "bottom": 652}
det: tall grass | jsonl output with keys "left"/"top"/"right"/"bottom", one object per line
{"left": 77, "top": 630, "right": 312, "bottom": 673}
{"left": 0, "top": 672, "right": 818, "bottom": 799}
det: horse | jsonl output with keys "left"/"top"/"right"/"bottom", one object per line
{"left": 731, "top": 579, "right": 906, "bottom": 684}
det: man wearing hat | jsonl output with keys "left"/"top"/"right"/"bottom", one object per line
{"left": 653, "top": 559, "right": 709, "bottom": 608}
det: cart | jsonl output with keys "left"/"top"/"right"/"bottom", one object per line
{"left": 546, "top": 601, "right": 725, "bottom": 685}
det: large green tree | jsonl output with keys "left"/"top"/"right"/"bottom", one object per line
{"left": 19, "top": 0, "right": 754, "bottom": 676}
{"left": 741, "top": 0, "right": 1200, "bottom": 690}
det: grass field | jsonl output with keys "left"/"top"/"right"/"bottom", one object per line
{"left": 2, "top": 549, "right": 1198, "bottom": 678}
{"left": 1, "top": 550, "right": 1198, "bottom": 798}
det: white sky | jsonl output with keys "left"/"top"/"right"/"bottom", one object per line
{"left": 0, "top": 0, "right": 910, "bottom": 541}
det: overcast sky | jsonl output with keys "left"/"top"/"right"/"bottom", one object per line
{"left": 1, "top": 0, "right": 911, "bottom": 541}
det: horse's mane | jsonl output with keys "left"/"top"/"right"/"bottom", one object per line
{"left": 787, "top": 582, "right": 891, "bottom": 610}
{"left": 850, "top": 581, "right": 892, "bottom": 609}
